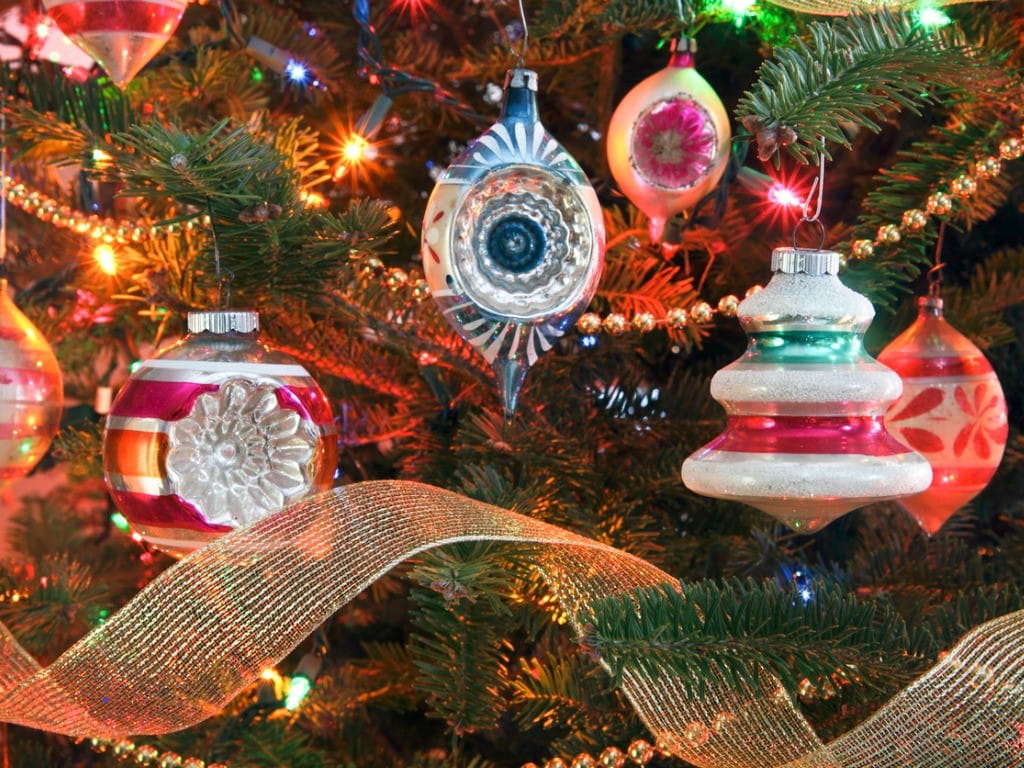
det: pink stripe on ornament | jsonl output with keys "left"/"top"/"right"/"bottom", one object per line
{"left": 0, "top": 367, "right": 62, "bottom": 390}
{"left": 47, "top": 0, "right": 185, "bottom": 34}
{"left": 110, "top": 380, "right": 219, "bottom": 421}
{"left": 275, "top": 385, "right": 335, "bottom": 426}
{"left": 108, "top": 489, "right": 233, "bottom": 533}
{"left": 882, "top": 354, "right": 993, "bottom": 378}
{"left": 706, "top": 415, "right": 912, "bottom": 456}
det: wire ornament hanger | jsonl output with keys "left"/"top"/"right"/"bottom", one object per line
{"left": 514, "top": 0, "right": 529, "bottom": 67}
{"left": 792, "top": 150, "right": 827, "bottom": 251}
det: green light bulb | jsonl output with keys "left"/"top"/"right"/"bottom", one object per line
{"left": 915, "top": 7, "right": 951, "bottom": 26}
{"left": 284, "top": 675, "right": 312, "bottom": 711}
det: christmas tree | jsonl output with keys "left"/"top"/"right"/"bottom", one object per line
{"left": 0, "top": 0, "right": 1021, "bottom": 766}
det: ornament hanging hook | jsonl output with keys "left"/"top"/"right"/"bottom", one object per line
{"left": 801, "top": 150, "right": 827, "bottom": 225}
{"left": 792, "top": 150, "right": 828, "bottom": 251}
{"left": 514, "top": 0, "right": 529, "bottom": 68}
{"left": 206, "top": 197, "right": 231, "bottom": 310}
{"left": 927, "top": 220, "right": 947, "bottom": 299}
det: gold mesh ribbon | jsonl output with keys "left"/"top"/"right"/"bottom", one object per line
{"left": 1, "top": 481, "right": 1023, "bottom": 767}
{"left": 765, "top": 0, "right": 986, "bottom": 16}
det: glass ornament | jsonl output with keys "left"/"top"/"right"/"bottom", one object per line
{"left": 0, "top": 280, "right": 63, "bottom": 487}
{"left": 43, "top": 0, "right": 187, "bottom": 88}
{"left": 606, "top": 38, "right": 730, "bottom": 244}
{"left": 102, "top": 310, "right": 337, "bottom": 556}
{"left": 681, "top": 248, "right": 932, "bottom": 532}
{"left": 877, "top": 297, "right": 1008, "bottom": 534}
{"left": 421, "top": 68, "right": 604, "bottom": 417}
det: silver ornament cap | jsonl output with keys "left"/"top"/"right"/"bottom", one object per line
{"left": 187, "top": 310, "right": 260, "bottom": 335}
{"left": 771, "top": 247, "right": 841, "bottom": 276}
{"left": 504, "top": 68, "right": 538, "bottom": 91}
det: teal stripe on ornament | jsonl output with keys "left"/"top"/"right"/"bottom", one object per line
{"left": 745, "top": 331, "right": 867, "bottom": 364}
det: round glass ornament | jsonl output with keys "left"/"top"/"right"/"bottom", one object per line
{"left": 102, "top": 310, "right": 337, "bottom": 555}
{"left": 606, "top": 38, "right": 730, "bottom": 244}
{"left": 0, "top": 280, "right": 63, "bottom": 487}
{"left": 681, "top": 248, "right": 932, "bottom": 532}
{"left": 422, "top": 68, "right": 604, "bottom": 418}
{"left": 878, "top": 297, "right": 1008, "bottom": 534}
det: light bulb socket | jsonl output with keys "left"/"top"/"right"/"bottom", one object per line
{"left": 353, "top": 93, "right": 394, "bottom": 140}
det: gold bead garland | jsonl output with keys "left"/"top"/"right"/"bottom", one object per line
{"left": 4, "top": 173, "right": 756, "bottom": 341}
{"left": 577, "top": 284, "right": 761, "bottom": 337}
{"left": 349, "top": 251, "right": 430, "bottom": 304}
{"left": 525, "top": 739, "right": 666, "bottom": 768}
{"left": 844, "top": 124, "right": 1024, "bottom": 264}
{"left": 3, "top": 175, "right": 210, "bottom": 245}
{"left": 574, "top": 286, "right": 759, "bottom": 338}
{"left": 88, "top": 738, "right": 226, "bottom": 768}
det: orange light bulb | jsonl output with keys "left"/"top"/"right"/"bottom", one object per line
{"left": 94, "top": 244, "right": 118, "bottom": 275}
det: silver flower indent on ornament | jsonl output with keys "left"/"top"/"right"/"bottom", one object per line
{"left": 165, "top": 379, "right": 319, "bottom": 527}
{"left": 451, "top": 165, "right": 594, "bottom": 320}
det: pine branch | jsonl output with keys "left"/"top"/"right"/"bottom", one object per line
{"left": 535, "top": 0, "right": 696, "bottom": 38}
{"left": 0, "top": 554, "right": 108, "bottom": 660}
{"left": 581, "top": 579, "right": 922, "bottom": 699}
{"left": 737, "top": 12, "right": 1014, "bottom": 163}
{"left": 114, "top": 120, "right": 396, "bottom": 305}
{"left": 9, "top": 67, "right": 138, "bottom": 163}
{"left": 511, "top": 655, "right": 646, "bottom": 756}
{"left": 941, "top": 247, "right": 1024, "bottom": 349}
{"left": 211, "top": 719, "right": 341, "bottom": 768}
{"left": 141, "top": 46, "right": 271, "bottom": 123}
{"left": 409, "top": 543, "right": 522, "bottom": 736}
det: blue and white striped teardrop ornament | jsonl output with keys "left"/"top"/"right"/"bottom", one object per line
{"left": 421, "top": 68, "right": 605, "bottom": 418}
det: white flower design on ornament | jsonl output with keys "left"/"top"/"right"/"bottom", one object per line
{"left": 166, "top": 379, "right": 317, "bottom": 527}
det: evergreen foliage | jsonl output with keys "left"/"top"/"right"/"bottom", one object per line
{"left": 0, "top": 0, "right": 1020, "bottom": 766}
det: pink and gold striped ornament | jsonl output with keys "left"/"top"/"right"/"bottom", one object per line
{"left": 102, "top": 310, "right": 337, "bottom": 556}
{"left": 0, "top": 281, "right": 63, "bottom": 487}
{"left": 43, "top": 0, "right": 187, "bottom": 87}
{"left": 878, "top": 297, "right": 1008, "bottom": 535}
{"left": 682, "top": 248, "right": 932, "bottom": 532}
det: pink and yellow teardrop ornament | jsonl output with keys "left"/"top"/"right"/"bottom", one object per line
{"left": 606, "top": 38, "right": 731, "bottom": 244}
{"left": 878, "top": 297, "right": 1008, "bottom": 535}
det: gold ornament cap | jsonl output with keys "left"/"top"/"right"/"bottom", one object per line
{"left": 770, "top": 247, "right": 841, "bottom": 276}
{"left": 187, "top": 310, "right": 260, "bottom": 335}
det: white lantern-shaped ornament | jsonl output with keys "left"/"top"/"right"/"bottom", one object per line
{"left": 682, "top": 248, "right": 932, "bottom": 532}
